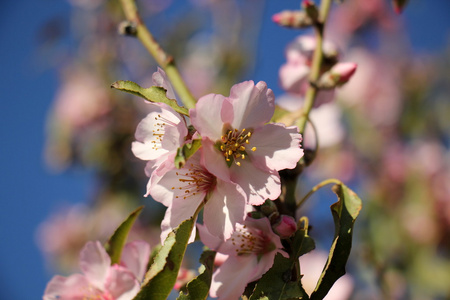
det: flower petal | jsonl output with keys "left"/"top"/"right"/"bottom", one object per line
{"left": 152, "top": 67, "right": 176, "bottom": 100}
{"left": 79, "top": 241, "right": 111, "bottom": 290}
{"left": 43, "top": 274, "right": 90, "bottom": 300}
{"left": 249, "top": 123, "right": 303, "bottom": 171}
{"left": 229, "top": 81, "right": 275, "bottom": 130}
{"left": 200, "top": 138, "right": 231, "bottom": 182}
{"left": 105, "top": 265, "right": 141, "bottom": 300}
{"left": 190, "top": 93, "right": 227, "bottom": 140}
{"left": 230, "top": 160, "right": 281, "bottom": 205}
{"left": 203, "top": 180, "right": 246, "bottom": 240}
{"left": 120, "top": 241, "right": 151, "bottom": 282}
{"left": 210, "top": 256, "right": 257, "bottom": 300}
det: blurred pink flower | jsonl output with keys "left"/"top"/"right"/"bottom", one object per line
{"left": 198, "top": 217, "right": 285, "bottom": 300}
{"left": 52, "top": 68, "right": 110, "bottom": 129}
{"left": 279, "top": 36, "right": 338, "bottom": 107}
{"left": 190, "top": 80, "right": 303, "bottom": 205}
{"left": 337, "top": 48, "right": 401, "bottom": 126}
{"left": 149, "top": 151, "right": 246, "bottom": 242}
{"left": 44, "top": 240, "right": 150, "bottom": 300}
{"left": 299, "top": 250, "right": 354, "bottom": 300}
{"left": 276, "top": 94, "right": 345, "bottom": 149}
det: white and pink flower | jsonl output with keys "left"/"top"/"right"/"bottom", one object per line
{"left": 279, "top": 36, "right": 338, "bottom": 107}
{"left": 198, "top": 217, "right": 286, "bottom": 300}
{"left": 149, "top": 150, "right": 247, "bottom": 243}
{"left": 190, "top": 80, "right": 303, "bottom": 205}
{"left": 132, "top": 69, "right": 189, "bottom": 183}
{"left": 43, "top": 240, "right": 150, "bottom": 300}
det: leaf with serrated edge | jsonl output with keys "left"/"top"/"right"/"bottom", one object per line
{"left": 309, "top": 183, "right": 362, "bottom": 300}
{"left": 105, "top": 206, "right": 144, "bottom": 265}
{"left": 111, "top": 80, "right": 189, "bottom": 116}
{"left": 177, "top": 250, "right": 216, "bottom": 300}
{"left": 133, "top": 217, "right": 195, "bottom": 300}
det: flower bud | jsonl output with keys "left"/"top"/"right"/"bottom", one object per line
{"left": 273, "top": 215, "right": 297, "bottom": 239}
{"left": 302, "top": 0, "right": 319, "bottom": 22}
{"left": 272, "top": 10, "right": 313, "bottom": 29}
{"left": 316, "top": 62, "right": 357, "bottom": 89}
{"left": 260, "top": 199, "right": 278, "bottom": 217}
{"left": 392, "top": 0, "right": 409, "bottom": 14}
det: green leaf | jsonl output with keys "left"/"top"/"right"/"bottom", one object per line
{"left": 133, "top": 217, "right": 195, "bottom": 300}
{"left": 111, "top": 80, "right": 189, "bottom": 116}
{"left": 177, "top": 250, "right": 216, "bottom": 300}
{"left": 292, "top": 229, "right": 316, "bottom": 260}
{"left": 104, "top": 206, "right": 143, "bottom": 265}
{"left": 249, "top": 253, "right": 310, "bottom": 300}
{"left": 174, "top": 139, "right": 202, "bottom": 169}
{"left": 309, "top": 183, "right": 362, "bottom": 300}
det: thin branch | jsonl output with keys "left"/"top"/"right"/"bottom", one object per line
{"left": 119, "top": 0, "right": 197, "bottom": 109}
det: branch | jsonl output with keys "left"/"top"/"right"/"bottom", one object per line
{"left": 119, "top": 0, "right": 197, "bottom": 109}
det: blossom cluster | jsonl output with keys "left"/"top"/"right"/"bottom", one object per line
{"left": 131, "top": 68, "right": 304, "bottom": 298}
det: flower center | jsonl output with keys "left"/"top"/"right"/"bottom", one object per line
{"left": 174, "top": 163, "right": 216, "bottom": 200}
{"left": 150, "top": 113, "right": 179, "bottom": 151}
{"left": 230, "top": 225, "right": 268, "bottom": 256}
{"left": 219, "top": 128, "right": 256, "bottom": 167}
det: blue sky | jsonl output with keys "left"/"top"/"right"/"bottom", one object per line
{"left": 0, "top": 0, "right": 449, "bottom": 299}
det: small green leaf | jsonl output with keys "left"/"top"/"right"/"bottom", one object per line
{"left": 104, "top": 206, "right": 143, "bottom": 265}
{"left": 292, "top": 229, "right": 316, "bottom": 259}
{"left": 177, "top": 250, "right": 216, "bottom": 300}
{"left": 111, "top": 80, "right": 189, "bottom": 116}
{"left": 133, "top": 217, "right": 195, "bottom": 300}
{"left": 249, "top": 253, "right": 310, "bottom": 300}
{"left": 309, "top": 183, "right": 362, "bottom": 300}
{"left": 174, "top": 139, "right": 202, "bottom": 169}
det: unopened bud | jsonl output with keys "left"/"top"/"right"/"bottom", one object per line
{"left": 272, "top": 10, "right": 313, "bottom": 29}
{"left": 247, "top": 211, "right": 264, "bottom": 219}
{"left": 273, "top": 215, "right": 297, "bottom": 239}
{"left": 260, "top": 199, "right": 278, "bottom": 217}
{"left": 392, "top": 0, "right": 409, "bottom": 14}
{"left": 316, "top": 62, "right": 357, "bottom": 89}
{"left": 302, "top": 0, "right": 319, "bottom": 22}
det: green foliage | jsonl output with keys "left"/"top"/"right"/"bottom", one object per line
{"left": 249, "top": 229, "right": 315, "bottom": 300}
{"left": 310, "top": 183, "right": 362, "bottom": 300}
{"left": 174, "top": 139, "right": 202, "bottom": 169}
{"left": 111, "top": 80, "right": 189, "bottom": 116}
{"left": 104, "top": 206, "right": 143, "bottom": 265}
{"left": 249, "top": 253, "right": 310, "bottom": 300}
{"left": 133, "top": 217, "right": 195, "bottom": 300}
{"left": 177, "top": 250, "right": 216, "bottom": 300}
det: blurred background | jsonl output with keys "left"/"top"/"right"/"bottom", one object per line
{"left": 1, "top": 0, "right": 449, "bottom": 299}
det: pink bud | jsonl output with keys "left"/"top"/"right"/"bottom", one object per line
{"left": 273, "top": 215, "right": 297, "bottom": 239}
{"left": 330, "top": 62, "right": 357, "bottom": 85}
{"left": 392, "top": 0, "right": 409, "bottom": 14}
{"left": 271, "top": 10, "right": 313, "bottom": 28}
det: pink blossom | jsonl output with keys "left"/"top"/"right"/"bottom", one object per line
{"left": 44, "top": 240, "right": 150, "bottom": 300}
{"left": 132, "top": 69, "right": 188, "bottom": 179}
{"left": 276, "top": 94, "right": 345, "bottom": 149}
{"left": 190, "top": 80, "right": 303, "bottom": 205}
{"left": 149, "top": 150, "right": 247, "bottom": 242}
{"left": 273, "top": 215, "right": 297, "bottom": 238}
{"left": 198, "top": 217, "right": 285, "bottom": 300}
{"left": 279, "top": 36, "right": 338, "bottom": 107}
{"left": 337, "top": 48, "right": 402, "bottom": 126}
